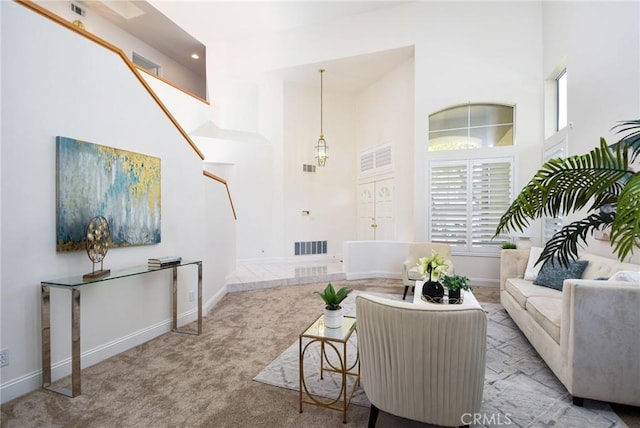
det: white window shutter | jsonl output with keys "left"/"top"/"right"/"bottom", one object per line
{"left": 429, "top": 157, "right": 514, "bottom": 254}
{"left": 430, "top": 162, "right": 468, "bottom": 247}
{"left": 471, "top": 160, "right": 512, "bottom": 251}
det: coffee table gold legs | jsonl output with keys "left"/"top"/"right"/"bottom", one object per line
{"left": 299, "top": 335, "right": 360, "bottom": 423}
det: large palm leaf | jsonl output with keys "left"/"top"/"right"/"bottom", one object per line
{"left": 495, "top": 131, "right": 639, "bottom": 265}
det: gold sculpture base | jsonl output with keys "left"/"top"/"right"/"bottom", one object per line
{"left": 83, "top": 269, "right": 111, "bottom": 280}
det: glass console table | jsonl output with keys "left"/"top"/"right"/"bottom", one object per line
{"left": 41, "top": 260, "right": 202, "bottom": 397}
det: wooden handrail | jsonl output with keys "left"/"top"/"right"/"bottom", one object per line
{"left": 16, "top": 0, "right": 205, "bottom": 160}
{"left": 135, "top": 65, "right": 210, "bottom": 106}
{"left": 16, "top": 0, "right": 239, "bottom": 220}
{"left": 203, "top": 171, "right": 237, "bottom": 220}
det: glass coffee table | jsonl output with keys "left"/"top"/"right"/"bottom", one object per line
{"left": 299, "top": 314, "right": 359, "bottom": 423}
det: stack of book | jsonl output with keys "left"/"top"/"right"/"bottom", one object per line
{"left": 148, "top": 256, "right": 182, "bottom": 268}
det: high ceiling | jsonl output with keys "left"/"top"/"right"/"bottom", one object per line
{"left": 81, "top": 1, "right": 413, "bottom": 91}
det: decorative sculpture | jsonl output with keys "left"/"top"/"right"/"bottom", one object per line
{"left": 82, "top": 216, "right": 111, "bottom": 280}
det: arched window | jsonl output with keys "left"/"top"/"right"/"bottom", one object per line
{"left": 427, "top": 103, "right": 515, "bottom": 255}
{"left": 429, "top": 103, "right": 514, "bottom": 151}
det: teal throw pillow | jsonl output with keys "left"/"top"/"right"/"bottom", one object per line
{"left": 533, "top": 259, "right": 589, "bottom": 291}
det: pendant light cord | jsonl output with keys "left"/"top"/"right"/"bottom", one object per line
{"left": 319, "top": 68, "right": 324, "bottom": 136}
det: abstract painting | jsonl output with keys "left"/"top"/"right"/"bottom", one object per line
{"left": 56, "top": 136, "right": 161, "bottom": 251}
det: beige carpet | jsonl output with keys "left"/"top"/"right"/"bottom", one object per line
{"left": 1, "top": 279, "right": 638, "bottom": 427}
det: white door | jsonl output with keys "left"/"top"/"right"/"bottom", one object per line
{"left": 357, "top": 182, "right": 376, "bottom": 240}
{"left": 357, "top": 178, "right": 395, "bottom": 240}
{"left": 375, "top": 178, "right": 394, "bottom": 240}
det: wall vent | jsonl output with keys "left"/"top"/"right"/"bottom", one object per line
{"left": 70, "top": 3, "right": 86, "bottom": 16}
{"left": 294, "top": 240, "right": 327, "bottom": 255}
{"left": 295, "top": 266, "right": 328, "bottom": 277}
{"left": 303, "top": 164, "right": 316, "bottom": 173}
{"left": 359, "top": 143, "right": 393, "bottom": 176}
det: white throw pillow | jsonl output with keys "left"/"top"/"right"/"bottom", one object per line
{"left": 608, "top": 270, "right": 640, "bottom": 282}
{"left": 524, "top": 247, "right": 544, "bottom": 281}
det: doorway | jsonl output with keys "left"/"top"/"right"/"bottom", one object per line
{"left": 357, "top": 178, "right": 395, "bottom": 240}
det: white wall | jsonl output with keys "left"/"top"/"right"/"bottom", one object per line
{"left": 196, "top": 1, "right": 544, "bottom": 280}
{"left": 206, "top": 0, "right": 638, "bottom": 274}
{"left": 282, "top": 82, "right": 358, "bottom": 260}
{"left": 0, "top": 2, "right": 234, "bottom": 402}
{"left": 355, "top": 57, "right": 415, "bottom": 241}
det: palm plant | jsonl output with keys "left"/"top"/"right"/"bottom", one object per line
{"left": 495, "top": 119, "right": 640, "bottom": 267}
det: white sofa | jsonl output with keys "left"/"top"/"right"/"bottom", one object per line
{"left": 500, "top": 249, "right": 640, "bottom": 406}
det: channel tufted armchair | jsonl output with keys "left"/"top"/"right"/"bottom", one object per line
{"left": 356, "top": 293, "right": 487, "bottom": 427}
{"left": 401, "top": 242, "right": 455, "bottom": 299}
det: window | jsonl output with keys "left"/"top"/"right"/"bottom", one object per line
{"left": 542, "top": 141, "right": 567, "bottom": 242}
{"left": 428, "top": 157, "right": 514, "bottom": 254}
{"left": 556, "top": 69, "right": 567, "bottom": 131}
{"left": 429, "top": 103, "right": 514, "bottom": 151}
{"left": 132, "top": 52, "right": 161, "bottom": 76}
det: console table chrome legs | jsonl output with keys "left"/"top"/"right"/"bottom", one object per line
{"left": 172, "top": 263, "right": 203, "bottom": 335}
{"left": 41, "top": 287, "right": 81, "bottom": 397}
{"left": 41, "top": 261, "right": 202, "bottom": 397}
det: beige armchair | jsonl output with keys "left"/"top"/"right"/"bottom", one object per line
{"left": 401, "top": 242, "right": 454, "bottom": 299}
{"left": 356, "top": 294, "right": 487, "bottom": 427}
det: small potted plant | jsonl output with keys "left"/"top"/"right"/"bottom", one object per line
{"left": 315, "top": 283, "right": 352, "bottom": 328}
{"left": 442, "top": 274, "right": 471, "bottom": 304}
{"left": 502, "top": 242, "right": 517, "bottom": 250}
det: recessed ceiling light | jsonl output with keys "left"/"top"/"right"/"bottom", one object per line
{"left": 191, "top": 53, "right": 200, "bottom": 60}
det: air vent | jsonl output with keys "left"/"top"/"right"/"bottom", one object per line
{"left": 359, "top": 143, "right": 393, "bottom": 176}
{"left": 294, "top": 241, "right": 327, "bottom": 255}
{"left": 70, "top": 3, "right": 86, "bottom": 16}
{"left": 360, "top": 152, "right": 374, "bottom": 173}
{"left": 375, "top": 145, "right": 392, "bottom": 168}
{"left": 303, "top": 164, "right": 316, "bottom": 173}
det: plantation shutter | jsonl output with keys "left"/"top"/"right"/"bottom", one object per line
{"left": 430, "top": 162, "right": 468, "bottom": 246}
{"left": 471, "top": 160, "right": 512, "bottom": 251}
{"left": 429, "top": 157, "right": 513, "bottom": 254}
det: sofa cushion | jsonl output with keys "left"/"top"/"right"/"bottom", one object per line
{"left": 504, "top": 278, "right": 562, "bottom": 308}
{"left": 533, "top": 259, "right": 589, "bottom": 290}
{"left": 526, "top": 296, "right": 562, "bottom": 344}
{"left": 579, "top": 252, "right": 639, "bottom": 280}
{"left": 608, "top": 270, "right": 640, "bottom": 282}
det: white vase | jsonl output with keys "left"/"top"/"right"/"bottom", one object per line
{"left": 517, "top": 237, "right": 533, "bottom": 249}
{"left": 324, "top": 307, "right": 344, "bottom": 329}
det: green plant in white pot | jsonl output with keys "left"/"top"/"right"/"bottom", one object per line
{"left": 315, "top": 283, "right": 351, "bottom": 328}
{"left": 442, "top": 274, "right": 471, "bottom": 304}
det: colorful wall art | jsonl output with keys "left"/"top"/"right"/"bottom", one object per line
{"left": 56, "top": 136, "right": 161, "bottom": 251}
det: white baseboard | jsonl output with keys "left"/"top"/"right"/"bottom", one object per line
{"left": 0, "top": 289, "right": 227, "bottom": 405}
{"left": 345, "top": 271, "right": 401, "bottom": 280}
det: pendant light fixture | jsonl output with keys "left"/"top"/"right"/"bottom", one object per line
{"left": 315, "top": 68, "right": 328, "bottom": 167}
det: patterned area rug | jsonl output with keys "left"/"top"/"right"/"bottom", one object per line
{"left": 254, "top": 291, "right": 625, "bottom": 427}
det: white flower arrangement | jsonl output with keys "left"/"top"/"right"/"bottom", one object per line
{"left": 418, "top": 251, "right": 449, "bottom": 282}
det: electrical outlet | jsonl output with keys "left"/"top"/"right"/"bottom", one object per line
{"left": 0, "top": 348, "right": 8, "bottom": 367}
{"left": 188, "top": 291, "right": 195, "bottom": 303}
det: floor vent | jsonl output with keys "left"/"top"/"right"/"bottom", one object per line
{"left": 294, "top": 266, "right": 328, "bottom": 277}
{"left": 303, "top": 164, "right": 316, "bottom": 173}
{"left": 294, "top": 240, "right": 327, "bottom": 255}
